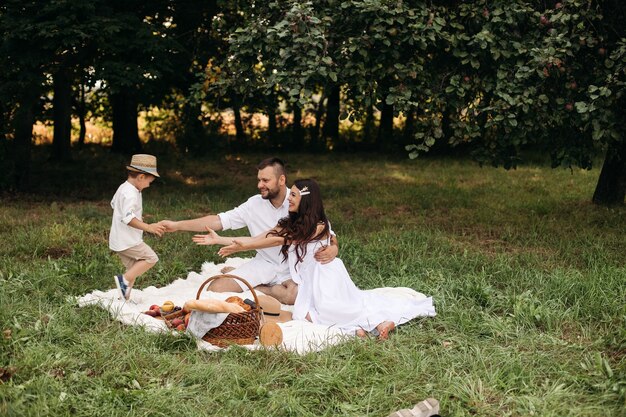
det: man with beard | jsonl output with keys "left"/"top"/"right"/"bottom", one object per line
{"left": 161, "top": 157, "right": 338, "bottom": 304}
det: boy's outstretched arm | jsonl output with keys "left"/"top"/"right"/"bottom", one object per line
{"left": 128, "top": 218, "right": 166, "bottom": 237}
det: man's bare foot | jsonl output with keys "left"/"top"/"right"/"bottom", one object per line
{"left": 376, "top": 321, "right": 395, "bottom": 341}
{"left": 356, "top": 329, "right": 368, "bottom": 339}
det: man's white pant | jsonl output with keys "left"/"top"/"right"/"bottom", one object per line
{"left": 229, "top": 256, "right": 290, "bottom": 290}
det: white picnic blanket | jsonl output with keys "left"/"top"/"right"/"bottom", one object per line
{"left": 76, "top": 258, "right": 431, "bottom": 354}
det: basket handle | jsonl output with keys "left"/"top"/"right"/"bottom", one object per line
{"left": 195, "top": 274, "right": 262, "bottom": 316}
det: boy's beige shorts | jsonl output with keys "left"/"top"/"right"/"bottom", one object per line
{"left": 115, "top": 242, "right": 158, "bottom": 270}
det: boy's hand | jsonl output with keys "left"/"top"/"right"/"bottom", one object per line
{"left": 148, "top": 223, "right": 166, "bottom": 237}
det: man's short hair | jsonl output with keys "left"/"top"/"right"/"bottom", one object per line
{"left": 257, "top": 157, "right": 286, "bottom": 178}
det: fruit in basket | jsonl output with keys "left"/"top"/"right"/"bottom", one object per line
{"left": 175, "top": 324, "right": 186, "bottom": 331}
{"left": 161, "top": 301, "right": 175, "bottom": 312}
{"left": 144, "top": 310, "right": 158, "bottom": 317}
{"left": 184, "top": 313, "right": 191, "bottom": 327}
{"left": 171, "top": 318, "right": 184, "bottom": 327}
{"left": 149, "top": 304, "right": 160, "bottom": 311}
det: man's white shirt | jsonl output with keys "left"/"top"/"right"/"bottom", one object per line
{"left": 218, "top": 188, "right": 290, "bottom": 266}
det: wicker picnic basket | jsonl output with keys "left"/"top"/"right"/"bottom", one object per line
{"left": 195, "top": 274, "right": 262, "bottom": 347}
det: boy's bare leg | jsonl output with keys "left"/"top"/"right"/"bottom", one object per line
{"left": 255, "top": 279, "right": 298, "bottom": 305}
{"left": 124, "top": 260, "right": 156, "bottom": 287}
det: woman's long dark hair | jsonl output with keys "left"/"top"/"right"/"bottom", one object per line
{"left": 268, "top": 179, "right": 329, "bottom": 269}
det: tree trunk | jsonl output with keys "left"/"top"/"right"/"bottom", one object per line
{"left": 362, "top": 103, "right": 375, "bottom": 148}
{"left": 110, "top": 90, "right": 141, "bottom": 154}
{"left": 0, "top": 101, "right": 8, "bottom": 142}
{"left": 403, "top": 107, "right": 415, "bottom": 147}
{"left": 430, "top": 105, "right": 454, "bottom": 154}
{"left": 52, "top": 68, "right": 73, "bottom": 161}
{"left": 267, "top": 94, "right": 277, "bottom": 146}
{"left": 377, "top": 100, "right": 394, "bottom": 151}
{"left": 592, "top": 141, "right": 626, "bottom": 205}
{"left": 322, "top": 84, "right": 340, "bottom": 146}
{"left": 312, "top": 90, "right": 326, "bottom": 150}
{"left": 13, "top": 95, "right": 36, "bottom": 190}
{"left": 441, "top": 106, "right": 452, "bottom": 142}
{"left": 77, "top": 81, "right": 86, "bottom": 146}
{"left": 232, "top": 94, "right": 246, "bottom": 146}
{"left": 178, "top": 99, "right": 205, "bottom": 153}
{"left": 292, "top": 103, "right": 303, "bottom": 150}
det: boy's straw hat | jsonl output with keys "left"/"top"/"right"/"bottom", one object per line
{"left": 127, "top": 154, "right": 160, "bottom": 177}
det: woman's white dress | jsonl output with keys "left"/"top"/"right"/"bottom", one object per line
{"left": 288, "top": 237, "right": 436, "bottom": 333}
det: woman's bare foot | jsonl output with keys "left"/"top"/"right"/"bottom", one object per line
{"left": 376, "top": 321, "right": 395, "bottom": 341}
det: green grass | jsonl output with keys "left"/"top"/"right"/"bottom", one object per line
{"left": 1, "top": 147, "right": 625, "bottom": 416}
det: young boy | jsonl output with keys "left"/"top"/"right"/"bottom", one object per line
{"left": 109, "top": 154, "right": 165, "bottom": 300}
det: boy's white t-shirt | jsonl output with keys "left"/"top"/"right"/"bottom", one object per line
{"left": 109, "top": 181, "right": 143, "bottom": 252}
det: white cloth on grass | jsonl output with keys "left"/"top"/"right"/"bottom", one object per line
{"left": 76, "top": 257, "right": 433, "bottom": 354}
{"left": 289, "top": 236, "right": 436, "bottom": 333}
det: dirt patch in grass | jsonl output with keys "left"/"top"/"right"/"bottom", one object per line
{"left": 43, "top": 246, "right": 72, "bottom": 259}
{"left": 440, "top": 224, "right": 560, "bottom": 264}
{"left": 361, "top": 206, "right": 383, "bottom": 218}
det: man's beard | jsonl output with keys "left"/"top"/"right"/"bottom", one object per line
{"left": 261, "top": 187, "right": 280, "bottom": 200}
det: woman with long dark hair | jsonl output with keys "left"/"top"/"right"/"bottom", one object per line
{"left": 194, "top": 179, "right": 435, "bottom": 339}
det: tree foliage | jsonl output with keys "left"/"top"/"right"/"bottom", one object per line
{"left": 1, "top": 0, "right": 624, "bottom": 203}
{"left": 206, "top": 0, "right": 625, "bottom": 203}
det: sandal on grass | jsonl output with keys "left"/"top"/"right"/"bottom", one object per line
{"left": 387, "top": 398, "right": 440, "bottom": 417}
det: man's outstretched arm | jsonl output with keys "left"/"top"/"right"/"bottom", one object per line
{"left": 160, "top": 215, "right": 223, "bottom": 233}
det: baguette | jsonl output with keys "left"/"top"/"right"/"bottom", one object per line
{"left": 183, "top": 299, "right": 245, "bottom": 314}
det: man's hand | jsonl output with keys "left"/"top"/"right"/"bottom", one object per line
{"left": 314, "top": 243, "right": 338, "bottom": 264}
{"left": 159, "top": 220, "right": 178, "bottom": 232}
